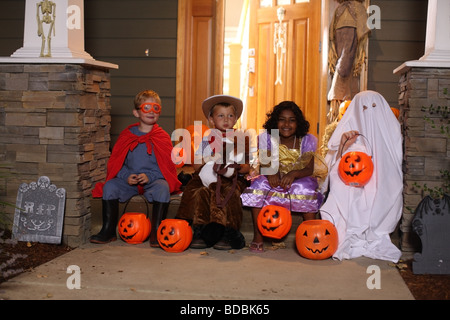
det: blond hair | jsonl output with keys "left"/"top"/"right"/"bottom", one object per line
{"left": 134, "top": 90, "right": 161, "bottom": 109}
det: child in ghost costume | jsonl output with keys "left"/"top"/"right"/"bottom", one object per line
{"left": 321, "top": 90, "right": 403, "bottom": 263}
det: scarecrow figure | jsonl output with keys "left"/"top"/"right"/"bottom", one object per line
{"left": 327, "top": 0, "right": 370, "bottom": 122}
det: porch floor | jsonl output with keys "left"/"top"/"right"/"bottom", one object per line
{"left": 0, "top": 169, "right": 414, "bottom": 301}
{"left": 0, "top": 234, "right": 413, "bottom": 300}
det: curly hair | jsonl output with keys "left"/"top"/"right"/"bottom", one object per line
{"left": 263, "top": 101, "right": 310, "bottom": 137}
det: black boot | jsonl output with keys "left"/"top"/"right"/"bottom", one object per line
{"left": 201, "top": 222, "right": 225, "bottom": 248}
{"left": 190, "top": 225, "right": 207, "bottom": 249}
{"left": 90, "top": 199, "right": 119, "bottom": 244}
{"left": 150, "top": 201, "right": 169, "bottom": 247}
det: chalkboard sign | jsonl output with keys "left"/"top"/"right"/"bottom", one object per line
{"left": 12, "top": 176, "right": 66, "bottom": 244}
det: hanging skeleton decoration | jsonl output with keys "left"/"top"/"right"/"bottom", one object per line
{"left": 37, "top": 0, "right": 56, "bottom": 57}
{"left": 274, "top": 7, "right": 287, "bottom": 86}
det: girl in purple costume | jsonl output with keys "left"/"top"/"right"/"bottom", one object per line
{"left": 241, "top": 101, "right": 327, "bottom": 252}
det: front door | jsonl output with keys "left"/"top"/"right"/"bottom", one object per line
{"left": 246, "top": 0, "right": 321, "bottom": 136}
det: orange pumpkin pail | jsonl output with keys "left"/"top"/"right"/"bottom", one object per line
{"left": 157, "top": 219, "right": 193, "bottom": 253}
{"left": 118, "top": 197, "right": 151, "bottom": 244}
{"left": 337, "top": 134, "right": 374, "bottom": 187}
{"left": 295, "top": 219, "right": 338, "bottom": 260}
{"left": 257, "top": 205, "right": 292, "bottom": 240}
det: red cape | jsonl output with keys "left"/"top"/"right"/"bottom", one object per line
{"left": 92, "top": 123, "right": 181, "bottom": 198}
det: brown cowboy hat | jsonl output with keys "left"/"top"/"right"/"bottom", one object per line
{"left": 201, "top": 95, "right": 243, "bottom": 119}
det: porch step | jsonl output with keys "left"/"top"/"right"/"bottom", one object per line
{"left": 90, "top": 195, "right": 306, "bottom": 245}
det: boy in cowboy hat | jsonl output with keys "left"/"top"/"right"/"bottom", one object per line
{"left": 176, "top": 95, "right": 254, "bottom": 250}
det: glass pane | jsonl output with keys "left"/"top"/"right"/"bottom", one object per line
{"left": 260, "top": 0, "right": 273, "bottom": 7}
{"left": 277, "top": 0, "right": 291, "bottom": 5}
{"left": 295, "top": 0, "right": 310, "bottom": 3}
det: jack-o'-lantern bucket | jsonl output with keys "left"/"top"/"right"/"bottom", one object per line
{"left": 157, "top": 219, "right": 193, "bottom": 253}
{"left": 257, "top": 205, "right": 292, "bottom": 240}
{"left": 296, "top": 219, "right": 338, "bottom": 260}
{"left": 118, "top": 198, "right": 151, "bottom": 244}
{"left": 338, "top": 134, "right": 374, "bottom": 187}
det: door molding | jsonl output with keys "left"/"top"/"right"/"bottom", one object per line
{"left": 176, "top": 0, "right": 224, "bottom": 130}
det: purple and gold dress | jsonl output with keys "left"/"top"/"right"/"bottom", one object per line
{"left": 240, "top": 133, "right": 327, "bottom": 213}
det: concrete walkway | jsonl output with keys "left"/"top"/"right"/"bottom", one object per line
{"left": 0, "top": 239, "right": 414, "bottom": 300}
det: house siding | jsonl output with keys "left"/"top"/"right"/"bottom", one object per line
{"left": 84, "top": 0, "right": 179, "bottom": 144}
{"left": 0, "top": 0, "right": 427, "bottom": 139}
{"left": 367, "top": 0, "right": 428, "bottom": 106}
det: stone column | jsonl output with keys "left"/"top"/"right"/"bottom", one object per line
{"left": 0, "top": 63, "right": 116, "bottom": 247}
{"left": 393, "top": 0, "right": 450, "bottom": 256}
{"left": 0, "top": 0, "right": 118, "bottom": 246}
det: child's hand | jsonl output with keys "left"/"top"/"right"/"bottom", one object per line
{"left": 339, "top": 130, "right": 359, "bottom": 157}
{"left": 128, "top": 174, "right": 139, "bottom": 185}
{"left": 267, "top": 173, "right": 280, "bottom": 189}
{"left": 127, "top": 173, "right": 149, "bottom": 185}
{"left": 136, "top": 173, "right": 149, "bottom": 185}
{"left": 279, "top": 172, "right": 296, "bottom": 190}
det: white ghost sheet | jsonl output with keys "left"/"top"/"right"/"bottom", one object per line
{"left": 321, "top": 91, "right": 403, "bottom": 263}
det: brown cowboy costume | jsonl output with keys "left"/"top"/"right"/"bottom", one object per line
{"left": 176, "top": 95, "right": 250, "bottom": 250}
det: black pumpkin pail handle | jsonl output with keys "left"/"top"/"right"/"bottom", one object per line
{"left": 122, "top": 195, "right": 150, "bottom": 219}
{"left": 339, "top": 133, "right": 373, "bottom": 159}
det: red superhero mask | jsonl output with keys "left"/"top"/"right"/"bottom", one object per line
{"left": 139, "top": 102, "right": 162, "bottom": 114}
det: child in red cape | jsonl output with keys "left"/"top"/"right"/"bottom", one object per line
{"left": 91, "top": 90, "right": 181, "bottom": 246}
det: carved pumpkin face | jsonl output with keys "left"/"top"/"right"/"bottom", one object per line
{"left": 118, "top": 213, "right": 151, "bottom": 244}
{"left": 338, "top": 151, "right": 374, "bottom": 187}
{"left": 257, "top": 205, "right": 292, "bottom": 240}
{"left": 157, "top": 219, "right": 193, "bottom": 253}
{"left": 296, "top": 220, "right": 338, "bottom": 260}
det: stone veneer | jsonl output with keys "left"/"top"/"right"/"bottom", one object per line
{"left": 0, "top": 63, "right": 111, "bottom": 247}
{"left": 397, "top": 67, "right": 450, "bottom": 255}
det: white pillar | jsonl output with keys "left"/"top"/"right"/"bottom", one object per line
{"left": 394, "top": 0, "right": 450, "bottom": 73}
{"left": 420, "top": 0, "right": 450, "bottom": 62}
{"left": 11, "top": 0, "right": 92, "bottom": 59}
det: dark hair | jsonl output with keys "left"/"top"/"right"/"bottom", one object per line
{"left": 263, "top": 101, "right": 310, "bottom": 137}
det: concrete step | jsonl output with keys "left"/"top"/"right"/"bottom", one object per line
{"left": 90, "top": 195, "right": 306, "bottom": 245}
